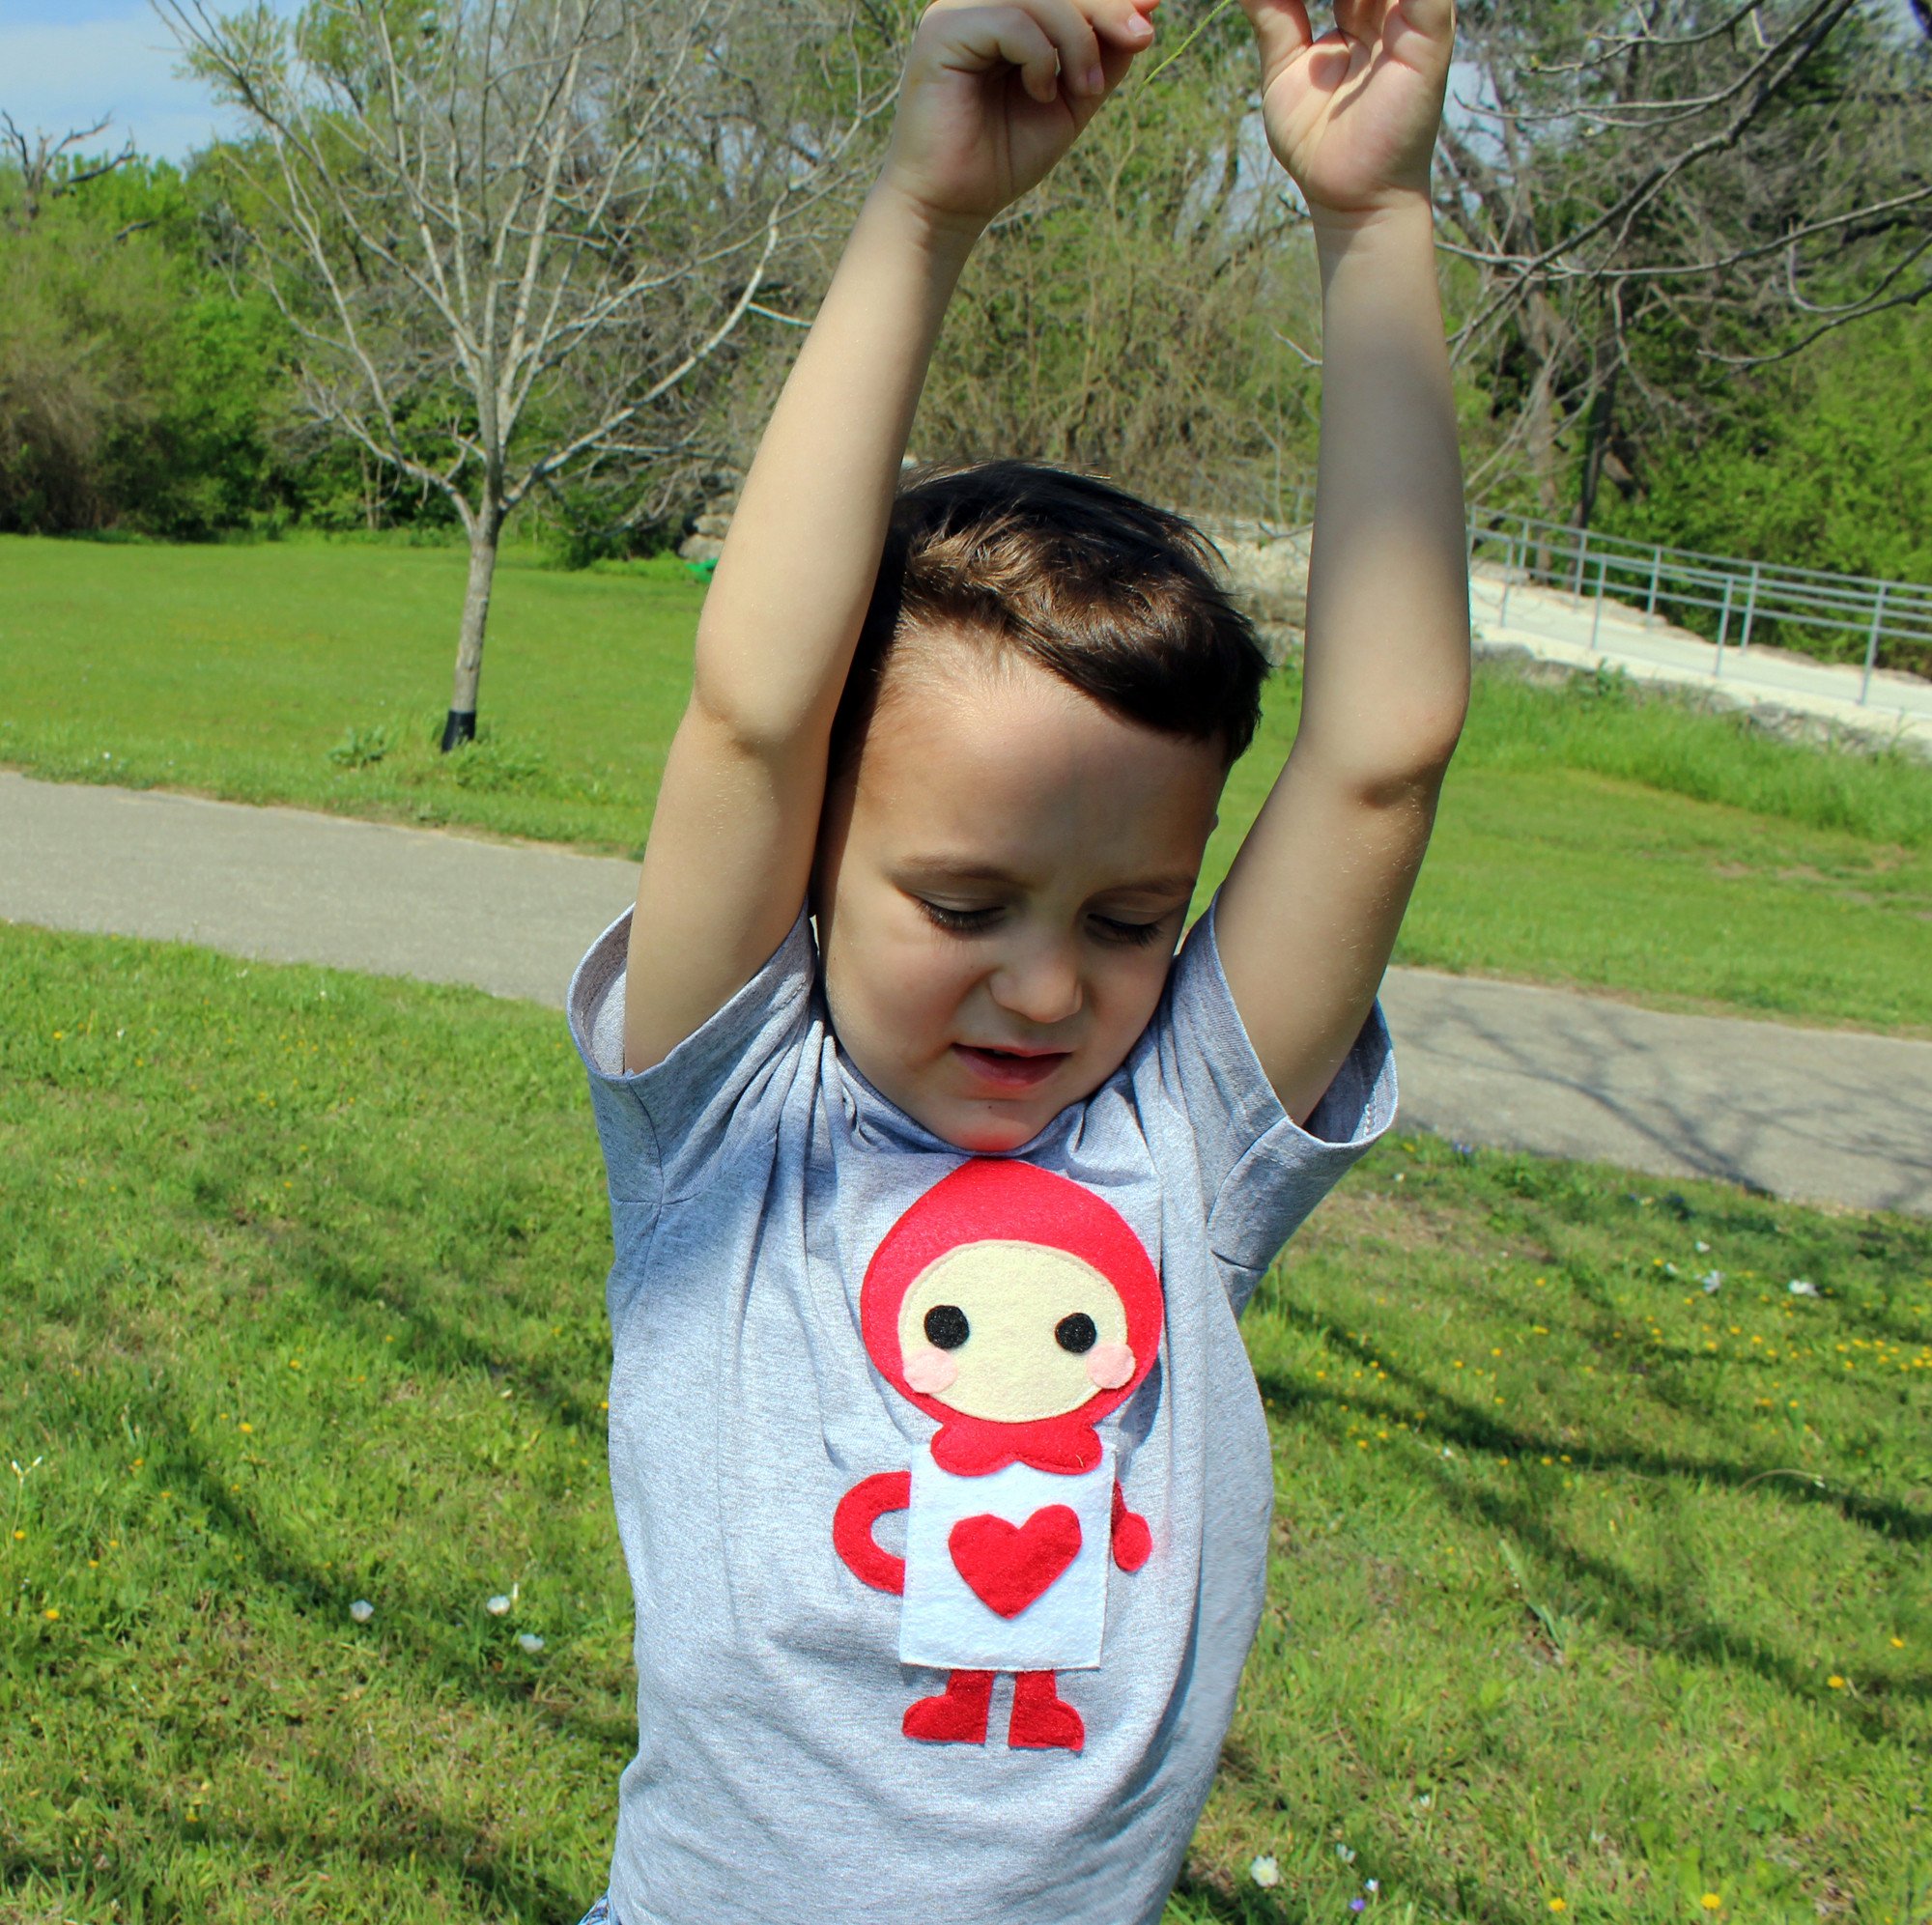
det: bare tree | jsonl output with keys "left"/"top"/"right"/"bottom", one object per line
{"left": 1, "top": 113, "right": 135, "bottom": 228}
{"left": 1437, "top": 1, "right": 1930, "bottom": 519}
{"left": 158, "top": 0, "right": 894, "bottom": 747}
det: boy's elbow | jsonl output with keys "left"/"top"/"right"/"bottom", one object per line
{"left": 685, "top": 669, "right": 814, "bottom": 763}
{"left": 1324, "top": 681, "right": 1468, "bottom": 809}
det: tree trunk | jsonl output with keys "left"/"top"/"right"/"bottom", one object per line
{"left": 442, "top": 512, "right": 501, "bottom": 751}
{"left": 1577, "top": 358, "right": 1620, "bottom": 536}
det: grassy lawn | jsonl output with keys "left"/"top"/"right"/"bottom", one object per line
{"left": 2, "top": 533, "right": 1929, "bottom": 1033}
{"left": 5, "top": 928, "right": 1927, "bottom": 1923}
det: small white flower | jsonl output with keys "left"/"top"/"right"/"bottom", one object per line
{"left": 1700, "top": 1270, "right": 1722, "bottom": 1293}
{"left": 1414, "top": 1794, "right": 1433, "bottom": 1809}
{"left": 1249, "top": 1855, "right": 1280, "bottom": 1888}
{"left": 349, "top": 1599, "right": 374, "bottom": 1624}
{"left": 1663, "top": 1261, "right": 1678, "bottom": 1275}
{"left": 1788, "top": 1279, "right": 1818, "bottom": 1296}
{"left": 486, "top": 1594, "right": 512, "bottom": 1616}
{"left": 1366, "top": 1880, "right": 1379, "bottom": 1893}
{"left": 517, "top": 1631, "right": 545, "bottom": 1654}
{"left": 1694, "top": 1240, "right": 1710, "bottom": 1253}
{"left": 1336, "top": 1844, "right": 1356, "bottom": 1863}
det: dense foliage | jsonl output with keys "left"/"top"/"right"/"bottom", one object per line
{"left": 0, "top": 150, "right": 465, "bottom": 540}
{"left": 0, "top": 0, "right": 1926, "bottom": 636}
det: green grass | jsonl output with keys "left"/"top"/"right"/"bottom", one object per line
{"left": 3, "top": 533, "right": 1929, "bottom": 1032}
{"left": 5, "top": 927, "right": 1927, "bottom": 1923}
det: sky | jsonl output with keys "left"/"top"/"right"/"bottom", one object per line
{"left": 0, "top": 0, "right": 299, "bottom": 162}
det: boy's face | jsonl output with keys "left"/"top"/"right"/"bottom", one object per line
{"left": 813, "top": 636, "right": 1227, "bottom": 1153}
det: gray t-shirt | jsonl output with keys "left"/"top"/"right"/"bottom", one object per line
{"left": 568, "top": 899, "right": 1395, "bottom": 1925}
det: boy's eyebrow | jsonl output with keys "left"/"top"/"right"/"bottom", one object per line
{"left": 904, "top": 859, "right": 1198, "bottom": 896}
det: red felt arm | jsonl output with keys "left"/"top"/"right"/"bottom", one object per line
{"left": 1111, "top": 1478, "right": 1151, "bottom": 1572}
{"left": 833, "top": 1470, "right": 912, "bottom": 1595}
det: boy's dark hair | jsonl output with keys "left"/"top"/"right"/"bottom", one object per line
{"left": 831, "top": 459, "right": 1268, "bottom": 776}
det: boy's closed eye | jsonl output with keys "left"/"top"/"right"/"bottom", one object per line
{"left": 912, "top": 897, "right": 1175, "bottom": 948}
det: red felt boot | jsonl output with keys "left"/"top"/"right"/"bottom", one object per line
{"left": 1009, "top": 1669, "right": 1084, "bottom": 1752}
{"left": 902, "top": 1668, "right": 994, "bottom": 1744}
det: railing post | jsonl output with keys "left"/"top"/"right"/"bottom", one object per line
{"left": 1572, "top": 525, "right": 1590, "bottom": 604}
{"left": 1860, "top": 580, "right": 1889, "bottom": 706}
{"left": 1740, "top": 560, "right": 1761, "bottom": 652}
{"left": 1499, "top": 538, "right": 1516, "bottom": 628}
{"left": 1590, "top": 553, "right": 1608, "bottom": 650}
{"left": 1713, "top": 575, "right": 1733, "bottom": 678}
{"left": 1645, "top": 546, "right": 1662, "bottom": 628}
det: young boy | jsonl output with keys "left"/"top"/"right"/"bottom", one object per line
{"left": 566, "top": 1, "right": 1467, "bottom": 1918}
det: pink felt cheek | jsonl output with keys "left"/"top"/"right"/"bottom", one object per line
{"left": 1086, "top": 1343, "right": 1134, "bottom": 1390}
{"left": 903, "top": 1345, "right": 960, "bottom": 1394}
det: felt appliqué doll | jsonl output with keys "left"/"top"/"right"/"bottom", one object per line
{"left": 833, "top": 1159, "right": 1162, "bottom": 1753}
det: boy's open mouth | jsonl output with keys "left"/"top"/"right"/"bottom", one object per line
{"left": 952, "top": 1044, "right": 1071, "bottom": 1090}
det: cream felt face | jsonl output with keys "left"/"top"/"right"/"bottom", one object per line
{"left": 897, "top": 1239, "right": 1134, "bottom": 1423}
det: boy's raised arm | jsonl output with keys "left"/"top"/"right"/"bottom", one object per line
{"left": 621, "top": 188, "right": 968, "bottom": 1072}
{"left": 623, "top": 0, "right": 1161, "bottom": 1074}
{"left": 1214, "top": 0, "right": 1470, "bottom": 1125}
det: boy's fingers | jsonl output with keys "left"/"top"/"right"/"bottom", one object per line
{"left": 929, "top": 4, "right": 1061, "bottom": 101}
{"left": 1010, "top": 0, "right": 1110, "bottom": 96}
{"left": 925, "top": 0, "right": 1122, "bottom": 100}
{"left": 1236, "top": 0, "right": 1316, "bottom": 70}
{"left": 1392, "top": 0, "right": 1456, "bottom": 44}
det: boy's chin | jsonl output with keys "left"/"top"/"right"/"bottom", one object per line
{"left": 937, "top": 1110, "right": 1048, "bottom": 1155}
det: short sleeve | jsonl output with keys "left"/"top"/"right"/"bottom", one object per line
{"left": 566, "top": 905, "right": 817, "bottom": 1209}
{"left": 1153, "top": 895, "right": 1397, "bottom": 1302}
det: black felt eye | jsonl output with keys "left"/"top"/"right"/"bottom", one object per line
{"left": 924, "top": 1304, "right": 970, "bottom": 1349}
{"left": 1055, "top": 1313, "right": 1097, "bottom": 1354}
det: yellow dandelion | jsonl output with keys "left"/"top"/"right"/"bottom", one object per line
{"left": 239, "top": 1422, "right": 254, "bottom": 1433}
{"left": 43, "top": 1607, "right": 59, "bottom": 1621}
{"left": 1700, "top": 1897, "right": 1723, "bottom": 1912}
{"left": 1548, "top": 1903, "right": 1568, "bottom": 1915}
{"left": 11, "top": 1529, "right": 23, "bottom": 1542}
{"left": 1827, "top": 1674, "right": 1846, "bottom": 1689}
{"left": 1891, "top": 1636, "right": 1905, "bottom": 1648}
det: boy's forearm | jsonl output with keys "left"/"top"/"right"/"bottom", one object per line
{"left": 691, "top": 186, "right": 980, "bottom": 748}
{"left": 1298, "top": 194, "right": 1469, "bottom": 790}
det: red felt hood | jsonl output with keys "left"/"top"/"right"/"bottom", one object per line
{"left": 860, "top": 1158, "right": 1164, "bottom": 1476}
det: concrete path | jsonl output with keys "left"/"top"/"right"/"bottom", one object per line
{"left": 1468, "top": 564, "right": 1932, "bottom": 757}
{"left": 5, "top": 770, "right": 1929, "bottom": 1217}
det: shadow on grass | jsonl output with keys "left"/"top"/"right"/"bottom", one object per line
{"left": 1253, "top": 1340, "right": 1931, "bottom": 1729}
{"left": 150, "top": 1421, "right": 637, "bottom": 1759}
{"left": 1265, "top": 1304, "right": 1932, "bottom": 1546}
{"left": 0, "top": 1764, "right": 595, "bottom": 1925}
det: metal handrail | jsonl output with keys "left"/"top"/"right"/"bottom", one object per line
{"left": 1466, "top": 507, "right": 1931, "bottom": 705}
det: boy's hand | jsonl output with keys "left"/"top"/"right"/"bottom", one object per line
{"left": 1237, "top": 0, "right": 1453, "bottom": 221}
{"left": 881, "top": 0, "right": 1163, "bottom": 235}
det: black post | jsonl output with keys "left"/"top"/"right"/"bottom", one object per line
{"left": 440, "top": 709, "right": 477, "bottom": 752}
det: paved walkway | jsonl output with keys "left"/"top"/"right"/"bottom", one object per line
{"left": 1468, "top": 564, "right": 1932, "bottom": 756}
{"left": 5, "top": 770, "right": 1929, "bottom": 1216}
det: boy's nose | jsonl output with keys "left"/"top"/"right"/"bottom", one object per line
{"left": 989, "top": 941, "right": 1084, "bottom": 1027}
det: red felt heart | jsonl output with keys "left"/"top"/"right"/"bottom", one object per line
{"left": 948, "top": 1505, "right": 1082, "bottom": 1619}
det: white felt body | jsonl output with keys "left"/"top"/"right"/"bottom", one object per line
{"left": 897, "top": 1445, "right": 1113, "bottom": 1671}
